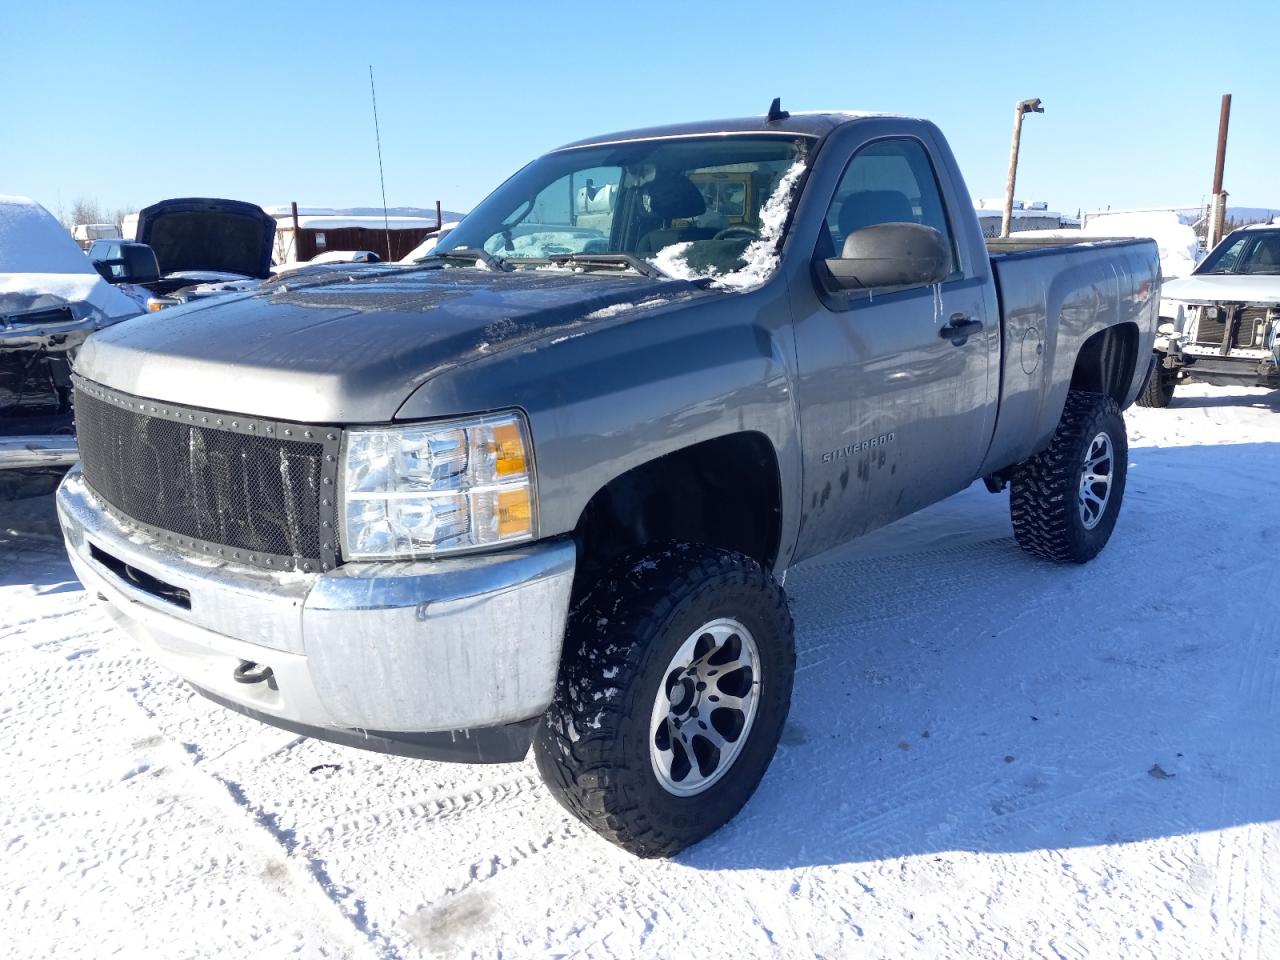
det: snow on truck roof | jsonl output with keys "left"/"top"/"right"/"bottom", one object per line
{"left": 0, "top": 195, "right": 140, "bottom": 319}
{"left": 555, "top": 110, "right": 913, "bottom": 151}
{"left": 0, "top": 195, "right": 97, "bottom": 275}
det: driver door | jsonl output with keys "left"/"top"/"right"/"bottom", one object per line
{"left": 791, "top": 136, "right": 997, "bottom": 560}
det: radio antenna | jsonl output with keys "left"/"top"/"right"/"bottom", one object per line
{"left": 369, "top": 65, "right": 392, "bottom": 260}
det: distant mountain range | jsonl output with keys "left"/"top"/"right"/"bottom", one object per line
{"left": 1224, "top": 206, "right": 1279, "bottom": 224}
{"left": 334, "top": 206, "right": 470, "bottom": 222}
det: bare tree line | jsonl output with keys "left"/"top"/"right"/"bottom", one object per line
{"left": 56, "top": 197, "right": 134, "bottom": 230}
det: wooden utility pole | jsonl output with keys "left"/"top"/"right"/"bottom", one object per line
{"left": 1001, "top": 98, "right": 1044, "bottom": 238}
{"left": 1208, "top": 94, "right": 1232, "bottom": 249}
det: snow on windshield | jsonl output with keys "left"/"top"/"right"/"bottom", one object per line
{"left": 650, "top": 157, "right": 808, "bottom": 290}
{"left": 433, "top": 135, "right": 809, "bottom": 282}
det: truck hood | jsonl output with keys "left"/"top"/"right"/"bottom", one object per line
{"left": 136, "top": 198, "right": 276, "bottom": 279}
{"left": 74, "top": 266, "right": 710, "bottom": 422}
{"left": 1161, "top": 273, "right": 1280, "bottom": 304}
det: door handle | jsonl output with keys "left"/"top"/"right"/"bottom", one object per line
{"left": 939, "top": 313, "right": 983, "bottom": 344}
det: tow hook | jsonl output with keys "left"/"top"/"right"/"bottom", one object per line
{"left": 233, "top": 659, "right": 276, "bottom": 689}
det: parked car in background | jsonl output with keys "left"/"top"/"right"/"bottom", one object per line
{"left": 57, "top": 108, "right": 1158, "bottom": 857}
{"left": 398, "top": 224, "right": 458, "bottom": 263}
{"left": 1142, "top": 222, "right": 1280, "bottom": 406}
{"left": 71, "top": 222, "right": 121, "bottom": 251}
{"left": 0, "top": 196, "right": 141, "bottom": 494}
{"left": 90, "top": 198, "right": 276, "bottom": 309}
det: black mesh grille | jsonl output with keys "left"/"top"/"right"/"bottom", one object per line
{"left": 73, "top": 380, "right": 333, "bottom": 570}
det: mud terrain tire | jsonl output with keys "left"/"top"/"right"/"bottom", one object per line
{"left": 535, "top": 543, "right": 794, "bottom": 858}
{"left": 1010, "top": 390, "right": 1128, "bottom": 563}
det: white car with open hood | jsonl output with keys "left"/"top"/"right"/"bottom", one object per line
{"left": 1141, "top": 222, "right": 1280, "bottom": 406}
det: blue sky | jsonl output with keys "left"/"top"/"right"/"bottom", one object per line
{"left": 4, "top": 0, "right": 1276, "bottom": 218}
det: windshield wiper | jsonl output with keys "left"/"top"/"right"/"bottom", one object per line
{"left": 415, "top": 247, "right": 511, "bottom": 272}
{"left": 543, "top": 253, "right": 668, "bottom": 280}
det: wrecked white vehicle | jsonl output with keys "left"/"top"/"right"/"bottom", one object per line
{"left": 1142, "top": 222, "right": 1280, "bottom": 406}
{"left": 0, "top": 196, "right": 141, "bottom": 490}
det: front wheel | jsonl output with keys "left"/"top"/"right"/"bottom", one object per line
{"left": 534, "top": 543, "right": 795, "bottom": 858}
{"left": 1009, "top": 390, "right": 1128, "bottom": 563}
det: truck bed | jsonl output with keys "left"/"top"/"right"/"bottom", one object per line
{"left": 979, "top": 237, "right": 1161, "bottom": 476}
{"left": 986, "top": 235, "right": 1107, "bottom": 255}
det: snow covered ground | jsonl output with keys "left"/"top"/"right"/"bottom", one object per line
{"left": 2, "top": 383, "right": 1278, "bottom": 959}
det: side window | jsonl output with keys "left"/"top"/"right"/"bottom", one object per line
{"left": 823, "top": 139, "right": 957, "bottom": 276}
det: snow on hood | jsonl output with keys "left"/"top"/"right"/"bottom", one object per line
{"left": 0, "top": 195, "right": 143, "bottom": 321}
{"left": 1161, "top": 273, "right": 1280, "bottom": 304}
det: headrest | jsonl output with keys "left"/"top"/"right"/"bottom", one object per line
{"left": 645, "top": 174, "right": 707, "bottom": 220}
{"left": 838, "top": 190, "right": 915, "bottom": 238}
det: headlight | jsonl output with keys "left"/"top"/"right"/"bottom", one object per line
{"left": 339, "top": 412, "right": 536, "bottom": 560}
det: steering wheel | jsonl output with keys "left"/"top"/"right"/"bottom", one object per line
{"left": 712, "top": 226, "right": 759, "bottom": 242}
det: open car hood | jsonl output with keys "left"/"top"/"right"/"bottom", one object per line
{"left": 135, "top": 198, "right": 276, "bottom": 280}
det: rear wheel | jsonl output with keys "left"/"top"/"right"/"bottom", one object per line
{"left": 1136, "top": 360, "right": 1176, "bottom": 408}
{"left": 1010, "top": 390, "right": 1128, "bottom": 563}
{"left": 534, "top": 543, "right": 794, "bottom": 858}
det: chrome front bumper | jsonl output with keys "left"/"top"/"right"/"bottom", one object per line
{"left": 56, "top": 469, "right": 576, "bottom": 760}
{"left": 0, "top": 435, "right": 78, "bottom": 469}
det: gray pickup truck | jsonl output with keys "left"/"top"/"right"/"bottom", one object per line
{"left": 57, "top": 108, "right": 1158, "bottom": 857}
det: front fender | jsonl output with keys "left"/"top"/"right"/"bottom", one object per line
{"left": 394, "top": 287, "right": 803, "bottom": 573}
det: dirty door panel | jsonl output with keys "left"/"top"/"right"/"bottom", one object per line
{"left": 791, "top": 136, "right": 995, "bottom": 559}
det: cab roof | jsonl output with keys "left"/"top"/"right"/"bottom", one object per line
{"left": 554, "top": 110, "right": 908, "bottom": 152}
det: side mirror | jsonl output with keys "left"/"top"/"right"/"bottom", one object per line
{"left": 91, "top": 244, "right": 161, "bottom": 285}
{"left": 821, "top": 222, "right": 950, "bottom": 292}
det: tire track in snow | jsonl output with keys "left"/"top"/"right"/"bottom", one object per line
{"left": 1207, "top": 565, "right": 1280, "bottom": 958}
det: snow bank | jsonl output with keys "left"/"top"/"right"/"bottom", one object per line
{"left": 1082, "top": 211, "right": 1201, "bottom": 279}
{"left": 650, "top": 157, "right": 808, "bottom": 290}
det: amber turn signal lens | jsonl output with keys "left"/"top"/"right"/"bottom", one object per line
{"left": 491, "top": 422, "right": 528, "bottom": 477}
{"left": 497, "top": 488, "right": 532, "bottom": 537}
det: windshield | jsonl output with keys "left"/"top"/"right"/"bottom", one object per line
{"left": 433, "top": 135, "right": 811, "bottom": 284}
{"left": 1195, "top": 229, "right": 1280, "bottom": 276}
